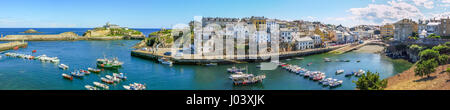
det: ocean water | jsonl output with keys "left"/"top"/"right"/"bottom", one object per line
{"left": 0, "top": 28, "right": 160, "bottom": 37}
{"left": 0, "top": 28, "right": 413, "bottom": 90}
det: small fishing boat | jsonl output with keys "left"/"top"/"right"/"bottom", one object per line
{"left": 324, "top": 58, "right": 331, "bottom": 62}
{"left": 106, "top": 75, "right": 121, "bottom": 82}
{"left": 123, "top": 83, "right": 146, "bottom": 90}
{"left": 205, "top": 63, "right": 218, "bottom": 66}
{"left": 58, "top": 64, "right": 69, "bottom": 70}
{"left": 356, "top": 60, "right": 361, "bottom": 63}
{"left": 345, "top": 73, "right": 353, "bottom": 77}
{"left": 62, "top": 73, "right": 73, "bottom": 80}
{"left": 93, "top": 82, "right": 109, "bottom": 90}
{"left": 307, "top": 63, "right": 312, "bottom": 66}
{"left": 85, "top": 85, "right": 99, "bottom": 90}
{"left": 229, "top": 72, "right": 254, "bottom": 80}
{"left": 336, "top": 70, "right": 344, "bottom": 74}
{"left": 88, "top": 67, "right": 101, "bottom": 73}
{"left": 97, "top": 57, "right": 123, "bottom": 69}
{"left": 113, "top": 73, "right": 127, "bottom": 80}
{"left": 101, "top": 77, "right": 115, "bottom": 84}
{"left": 70, "top": 71, "right": 85, "bottom": 78}
{"left": 80, "top": 70, "right": 91, "bottom": 74}
{"left": 286, "top": 59, "right": 291, "bottom": 61}
{"left": 227, "top": 66, "right": 246, "bottom": 73}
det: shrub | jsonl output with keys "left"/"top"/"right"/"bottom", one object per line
{"left": 353, "top": 71, "right": 387, "bottom": 90}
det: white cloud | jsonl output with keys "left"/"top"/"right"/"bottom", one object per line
{"left": 412, "top": 0, "right": 434, "bottom": 9}
{"left": 441, "top": 0, "right": 450, "bottom": 7}
{"left": 347, "top": 0, "right": 423, "bottom": 25}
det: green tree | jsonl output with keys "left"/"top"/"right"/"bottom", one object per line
{"left": 353, "top": 71, "right": 388, "bottom": 90}
{"left": 445, "top": 42, "right": 450, "bottom": 47}
{"left": 437, "top": 55, "right": 449, "bottom": 65}
{"left": 432, "top": 45, "right": 449, "bottom": 55}
{"left": 419, "top": 49, "right": 440, "bottom": 61}
{"left": 427, "top": 33, "right": 441, "bottom": 39}
{"left": 414, "top": 59, "right": 438, "bottom": 78}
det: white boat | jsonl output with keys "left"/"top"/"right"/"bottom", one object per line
{"left": 123, "top": 83, "right": 146, "bottom": 90}
{"left": 336, "top": 70, "right": 344, "bottom": 74}
{"left": 113, "top": 73, "right": 127, "bottom": 80}
{"left": 205, "top": 63, "right": 218, "bottom": 66}
{"left": 58, "top": 64, "right": 69, "bottom": 70}
{"left": 85, "top": 85, "right": 99, "bottom": 90}
{"left": 93, "top": 82, "right": 109, "bottom": 90}
{"left": 106, "top": 75, "right": 121, "bottom": 82}
{"left": 229, "top": 72, "right": 254, "bottom": 80}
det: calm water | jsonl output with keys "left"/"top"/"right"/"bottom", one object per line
{"left": 0, "top": 40, "right": 412, "bottom": 90}
{"left": 0, "top": 28, "right": 160, "bottom": 37}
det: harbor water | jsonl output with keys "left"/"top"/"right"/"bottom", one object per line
{"left": 0, "top": 28, "right": 413, "bottom": 90}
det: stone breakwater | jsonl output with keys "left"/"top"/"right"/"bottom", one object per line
{"left": 0, "top": 32, "right": 145, "bottom": 41}
{"left": 0, "top": 41, "right": 28, "bottom": 51}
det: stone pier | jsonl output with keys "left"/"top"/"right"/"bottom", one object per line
{"left": 0, "top": 41, "right": 28, "bottom": 51}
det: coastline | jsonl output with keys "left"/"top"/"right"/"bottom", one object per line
{"left": 0, "top": 35, "right": 145, "bottom": 41}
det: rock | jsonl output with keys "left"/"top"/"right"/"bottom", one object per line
{"left": 21, "top": 29, "right": 42, "bottom": 33}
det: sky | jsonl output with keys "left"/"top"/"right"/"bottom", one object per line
{"left": 0, "top": 0, "right": 448, "bottom": 28}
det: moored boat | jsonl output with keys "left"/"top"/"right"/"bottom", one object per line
{"left": 205, "top": 63, "right": 218, "bottom": 66}
{"left": 97, "top": 57, "right": 123, "bottom": 69}
{"left": 113, "top": 73, "right": 127, "bottom": 80}
{"left": 62, "top": 73, "right": 73, "bottom": 80}
{"left": 336, "top": 70, "right": 344, "bottom": 74}
{"left": 88, "top": 67, "right": 101, "bottom": 73}
{"left": 101, "top": 77, "right": 115, "bottom": 84}
{"left": 71, "top": 71, "right": 85, "bottom": 78}
{"left": 85, "top": 85, "right": 99, "bottom": 90}
{"left": 58, "top": 64, "right": 69, "bottom": 70}
{"left": 123, "top": 83, "right": 146, "bottom": 90}
{"left": 93, "top": 82, "right": 109, "bottom": 90}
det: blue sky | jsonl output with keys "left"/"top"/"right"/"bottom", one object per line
{"left": 0, "top": 0, "right": 448, "bottom": 28}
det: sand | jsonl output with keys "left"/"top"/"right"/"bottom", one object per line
{"left": 353, "top": 45, "right": 385, "bottom": 53}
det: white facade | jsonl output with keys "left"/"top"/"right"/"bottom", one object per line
{"left": 294, "top": 37, "right": 314, "bottom": 50}
{"left": 426, "top": 22, "right": 440, "bottom": 36}
{"left": 280, "top": 28, "right": 293, "bottom": 43}
{"left": 311, "top": 34, "right": 322, "bottom": 46}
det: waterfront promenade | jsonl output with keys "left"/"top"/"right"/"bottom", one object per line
{"left": 328, "top": 40, "right": 384, "bottom": 54}
{"left": 0, "top": 41, "right": 28, "bottom": 51}
{"left": 131, "top": 44, "right": 348, "bottom": 65}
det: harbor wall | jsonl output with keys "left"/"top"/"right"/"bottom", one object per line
{"left": 0, "top": 41, "right": 28, "bottom": 51}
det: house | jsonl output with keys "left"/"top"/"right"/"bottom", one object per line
{"left": 394, "top": 19, "right": 416, "bottom": 41}
{"left": 294, "top": 37, "right": 314, "bottom": 50}
{"left": 380, "top": 24, "right": 394, "bottom": 38}
{"left": 311, "top": 34, "right": 322, "bottom": 47}
{"left": 280, "top": 28, "right": 294, "bottom": 43}
{"left": 439, "top": 17, "right": 450, "bottom": 37}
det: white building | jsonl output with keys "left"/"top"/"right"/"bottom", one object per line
{"left": 280, "top": 28, "right": 294, "bottom": 43}
{"left": 311, "top": 34, "right": 322, "bottom": 46}
{"left": 335, "top": 31, "right": 345, "bottom": 44}
{"left": 294, "top": 37, "right": 314, "bottom": 50}
{"left": 426, "top": 22, "right": 440, "bottom": 36}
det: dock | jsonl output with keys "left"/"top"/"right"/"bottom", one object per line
{"left": 131, "top": 44, "right": 346, "bottom": 65}
{"left": 0, "top": 41, "right": 28, "bottom": 51}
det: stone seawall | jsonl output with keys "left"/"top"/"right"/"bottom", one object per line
{"left": 0, "top": 41, "right": 28, "bottom": 51}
